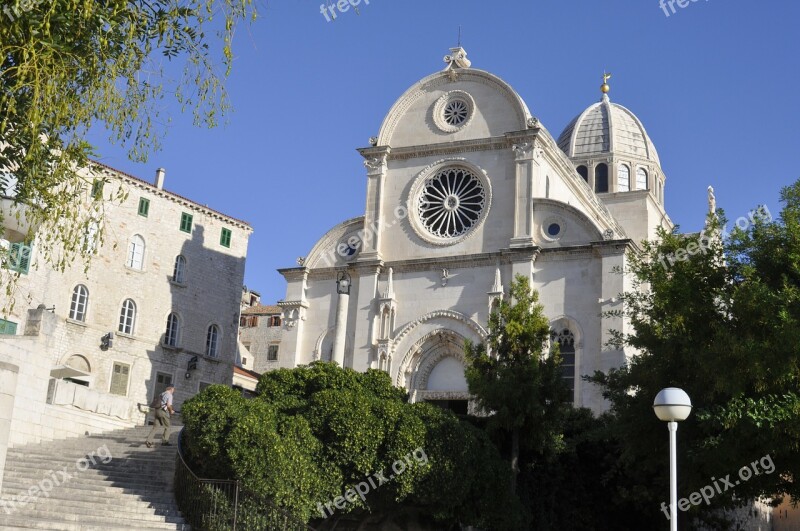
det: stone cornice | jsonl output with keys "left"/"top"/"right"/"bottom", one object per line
{"left": 378, "top": 135, "right": 516, "bottom": 161}
{"left": 376, "top": 249, "right": 540, "bottom": 274}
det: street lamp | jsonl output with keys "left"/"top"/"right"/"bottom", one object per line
{"left": 653, "top": 387, "right": 692, "bottom": 531}
{"left": 336, "top": 271, "right": 351, "bottom": 295}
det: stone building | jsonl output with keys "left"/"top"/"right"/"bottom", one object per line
{"left": 0, "top": 163, "right": 251, "bottom": 452}
{"left": 239, "top": 303, "right": 284, "bottom": 373}
{"left": 277, "top": 48, "right": 672, "bottom": 414}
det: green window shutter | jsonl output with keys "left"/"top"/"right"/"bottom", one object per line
{"left": 180, "top": 212, "right": 193, "bottom": 233}
{"left": 0, "top": 319, "right": 18, "bottom": 335}
{"left": 220, "top": 228, "right": 232, "bottom": 248}
{"left": 91, "top": 179, "right": 104, "bottom": 200}
{"left": 8, "top": 243, "right": 31, "bottom": 274}
{"left": 138, "top": 198, "right": 150, "bottom": 217}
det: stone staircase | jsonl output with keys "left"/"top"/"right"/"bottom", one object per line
{"left": 0, "top": 424, "right": 189, "bottom": 530}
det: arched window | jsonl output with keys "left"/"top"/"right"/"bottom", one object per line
{"left": 617, "top": 164, "right": 630, "bottom": 192}
{"left": 659, "top": 181, "right": 664, "bottom": 203}
{"left": 118, "top": 299, "right": 136, "bottom": 335}
{"left": 69, "top": 285, "right": 89, "bottom": 322}
{"left": 164, "top": 312, "right": 180, "bottom": 347}
{"left": 551, "top": 328, "right": 576, "bottom": 401}
{"left": 545, "top": 176, "right": 550, "bottom": 198}
{"left": 636, "top": 168, "right": 648, "bottom": 190}
{"left": 206, "top": 325, "right": 220, "bottom": 357}
{"left": 576, "top": 165, "right": 588, "bottom": 181}
{"left": 173, "top": 255, "right": 186, "bottom": 283}
{"left": 595, "top": 163, "right": 608, "bottom": 193}
{"left": 127, "top": 234, "right": 145, "bottom": 270}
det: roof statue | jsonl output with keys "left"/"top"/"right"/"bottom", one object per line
{"left": 707, "top": 186, "right": 716, "bottom": 214}
{"left": 443, "top": 47, "right": 471, "bottom": 70}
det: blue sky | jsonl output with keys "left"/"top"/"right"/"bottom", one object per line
{"left": 87, "top": 0, "right": 800, "bottom": 303}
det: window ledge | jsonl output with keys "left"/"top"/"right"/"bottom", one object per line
{"left": 116, "top": 331, "right": 136, "bottom": 340}
{"left": 169, "top": 280, "right": 187, "bottom": 288}
{"left": 124, "top": 265, "right": 145, "bottom": 274}
{"left": 161, "top": 343, "right": 182, "bottom": 352}
{"left": 66, "top": 318, "right": 87, "bottom": 327}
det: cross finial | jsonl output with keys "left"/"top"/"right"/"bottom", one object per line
{"left": 458, "top": 26, "right": 462, "bottom": 48}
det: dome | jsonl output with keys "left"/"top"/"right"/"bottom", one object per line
{"left": 557, "top": 94, "right": 660, "bottom": 166}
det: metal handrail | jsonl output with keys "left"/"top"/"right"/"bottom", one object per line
{"left": 174, "top": 427, "right": 315, "bottom": 531}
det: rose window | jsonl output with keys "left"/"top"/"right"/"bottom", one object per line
{"left": 443, "top": 99, "right": 469, "bottom": 126}
{"left": 417, "top": 167, "right": 486, "bottom": 239}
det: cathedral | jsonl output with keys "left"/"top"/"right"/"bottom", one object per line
{"left": 277, "top": 47, "right": 672, "bottom": 413}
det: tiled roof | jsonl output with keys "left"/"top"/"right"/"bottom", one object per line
{"left": 90, "top": 160, "right": 252, "bottom": 229}
{"left": 557, "top": 95, "right": 660, "bottom": 165}
{"left": 233, "top": 365, "right": 261, "bottom": 380}
{"left": 241, "top": 304, "right": 282, "bottom": 315}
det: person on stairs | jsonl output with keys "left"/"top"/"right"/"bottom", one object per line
{"left": 146, "top": 385, "right": 175, "bottom": 448}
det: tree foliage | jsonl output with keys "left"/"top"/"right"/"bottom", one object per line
{"left": 591, "top": 182, "right": 800, "bottom": 527}
{"left": 465, "top": 274, "right": 571, "bottom": 496}
{"left": 0, "top": 0, "right": 255, "bottom": 300}
{"left": 181, "top": 363, "right": 519, "bottom": 528}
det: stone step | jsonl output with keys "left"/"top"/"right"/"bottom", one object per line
{"left": 0, "top": 492, "right": 184, "bottom": 516}
{"left": 1, "top": 424, "right": 188, "bottom": 529}
{"left": 3, "top": 462, "right": 174, "bottom": 483}
{"left": 2, "top": 504, "right": 186, "bottom": 524}
{"left": 1, "top": 477, "right": 175, "bottom": 498}
{"left": 0, "top": 514, "right": 189, "bottom": 530}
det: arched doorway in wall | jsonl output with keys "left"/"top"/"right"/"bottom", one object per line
{"left": 49, "top": 354, "right": 92, "bottom": 386}
{"left": 406, "top": 329, "right": 471, "bottom": 415}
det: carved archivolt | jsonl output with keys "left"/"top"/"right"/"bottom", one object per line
{"left": 393, "top": 309, "right": 487, "bottom": 351}
{"left": 392, "top": 310, "right": 486, "bottom": 387}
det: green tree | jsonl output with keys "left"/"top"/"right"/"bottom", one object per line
{"left": 465, "top": 274, "right": 571, "bottom": 495}
{"left": 0, "top": 0, "right": 255, "bottom": 302}
{"left": 182, "top": 363, "right": 519, "bottom": 528}
{"left": 591, "top": 182, "right": 800, "bottom": 527}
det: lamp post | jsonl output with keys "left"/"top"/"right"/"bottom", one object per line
{"left": 332, "top": 271, "right": 351, "bottom": 367}
{"left": 653, "top": 387, "right": 692, "bottom": 531}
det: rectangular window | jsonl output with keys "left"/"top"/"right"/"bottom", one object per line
{"left": 7, "top": 243, "right": 32, "bottom": 274}
{"left": 268, "top": 315, "right": 282, "bottom": 327}
{"left": 267, "top": 344, "right": 279, "bottom": 361}
{"left": 109, "top": 362, "right": 131, "bottom": 396}
{"left": 220, "top": 228, "right": 232, "bottom": 248}
{"left": 91, "top": 179, "right": 104, "bottom": 200}
{"left": 180, "top": 212, "right": 193, "bottom": 233}
{"left": 138, "top": 197, "right": 150, "bottom": 217}
{"left": 0, "top": 319, "right": 18, "bottom": 335}
{"left": 242, "top": 357, "right": 247, "bottom": 366}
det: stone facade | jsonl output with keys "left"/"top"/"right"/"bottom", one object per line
{"left": 239, "top": 304, "right": 284, "bottom": 373}
{"left": 0, "top": 163, "right": 252, "bottom": 448}
{"left": 277, "top": 48, "right": 673, "bottom": 414}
